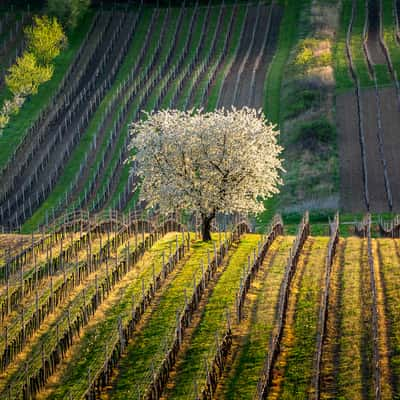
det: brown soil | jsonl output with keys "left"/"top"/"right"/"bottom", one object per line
{"left": 336, "top": 91, "right": 366, "bottom": 212}
{"left": 376, "top": 86, "right": 400, "bottom": 210}
{"left": 218, "top": 5, "right": 259, "bottom": 108}
{"left": 235, "top": 5, "right": 270, "bottom": 108}
{"left": 360, "top": 88, "right": 390, "bottom": 212}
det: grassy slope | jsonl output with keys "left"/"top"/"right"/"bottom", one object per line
{"left": 0, "top": 11, "right": 94, "bottom": 170}
{"left": 107, "top": 7, "right": 186, "bottom": 212}
{"left": 108, "top": 7, "right": 197, "bottom": 212}
{"left": 160, "top": 9, "right": 206, "bottom": 108}
{"left": 167, "top": 234, "right": 261, "bottom": 399}
{"left": 175, "top": 7, "right": 219, "bottom": 109}
{"left": 22, "top": 9, "right": 154, "bottom": 231}
{"left": 376, "top": 238, "right": 400, "bottom": 395}
{"left": 144, "top": 9, "right": 194, "bottom": 111}
{"left": 190, "top": 6, "right": 233, "bottom": 108}
{"left": 278, "top": 237, "right": 328, "bottom": 398}
{"left": 205, "top": 4, "right": 247, "bottom": 111}
{"left": 221, "top": 236, "right": 294, "bottom": 399}
{"left": 351, "top": 0, "right": 373, "bottom": 87}
{"left": 335, "top": 0, "right": 355, "bottom": 91}
{"left": 45, "top": 232, "right": 186, "bottom": 399}
{"left": 257, "top": 0, "right": 309, "bottom": 228}
{"left": 336, "top": 238, "right": 364, "bottom": 399}
{"left": 86, "top": 8, "right": 180, "bottom": 212}
{"left": 264, "top": 0, "right": 306, "bottom": 124}
{"left": 107, "top": 234, "right": 221, "bottom": 398}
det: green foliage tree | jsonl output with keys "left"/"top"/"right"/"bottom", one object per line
{"left": 5, "top": 52, "right": 54, "bottom": 97}
{"left": 25, "top": 15, "right": 67, "bottom": 65}
{"left": 47, "top": 0, "right": 91, "bottom": 30}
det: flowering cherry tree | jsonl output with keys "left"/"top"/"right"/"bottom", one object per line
{"left": 129, "top": 108, "right": 283, "bottom": 241}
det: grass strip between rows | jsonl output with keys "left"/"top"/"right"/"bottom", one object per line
{"left": 166, "top": 234, "right": 261, "bottom": 399}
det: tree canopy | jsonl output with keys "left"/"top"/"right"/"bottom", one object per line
{"left": 5, "top": 52, "right": 54, "bottom": 97}
{"left": 129, "top": 108, "right": 284, "bottom": 240}
{"left": 25, "top": 15, "right": 67, "bottom": 65}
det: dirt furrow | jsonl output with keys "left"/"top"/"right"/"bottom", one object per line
{"left": 218, "top": 5, "right": 257, "bottom": 108}
{"left": 250, "top": 5, "right": 283, "bottom": 109}
{"left": 235, "top": 5, "right": 270, "bottom": 108}
{"left": 360, "top": 88, "right": 390, "bottom": 212}
{"left": 336, "top": 92, "right": 366, "bottom": 212}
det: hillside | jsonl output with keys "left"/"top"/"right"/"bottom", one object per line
{"left": 0, "top": 2, "right": 284, "bottom": 232}
{"left": 0, "top": 213, "right": 400, "bottom": 398}
{"left": 336, "top": 0, "right": 400, "bottom": 213}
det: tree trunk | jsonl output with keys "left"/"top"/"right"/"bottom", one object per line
{"left": 201, "top": 214, "right": 214, "bottom": 241}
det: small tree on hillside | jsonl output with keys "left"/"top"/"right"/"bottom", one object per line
{"left": 5, "top": 52, "right": 54, "bottom": 97}
{"left": 129, "top": 108, "right": 284, "bottom": 241}
{"left": 25, "top": 15, "right": 67, "bottom": 65}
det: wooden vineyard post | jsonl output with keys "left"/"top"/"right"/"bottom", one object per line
{"left": 131, "top": 294, "right": 136, "bottom": 321}
{"left": 118, "top": 316, "right": 125, "bottom": 352}
{"left": 95, "top": 275, "right": 99, "bottom": 307}
{"left": 162, "top": 251, "right": 166, "bottom": 278}
{"left": 142, "top": 278, "right": 145, "bottom": 308}
{"left": 201, "top": 261, "right": 205, "bottom": 290}
{"left": 176, "top": 234, "right": 179, "bottom": 261}
{"left": 193, "top": 275, "right": 197, "bottom": 305}
{"left": 6, "top": 278, "right": 10, "bottom": 316}
{"left": 35, "top": 290, "right": 39, "bottom": 328}
{"left": 50, "top": 276, "right": 54, "bottom": 313}
{"left": 4, "top": 326, "right": 8, "bottom": 366}
{"left": 184, "top": 288, "right": 188, "bottom": 310}
{"left": 152, "top": 264, "right": 156, "bottom": 293}
{"left": 176, "top": 309, "right": 181, "bottom": 346}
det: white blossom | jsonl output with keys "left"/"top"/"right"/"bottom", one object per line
{"left": 128, "top": 107, "right": 284, "bottom": 226}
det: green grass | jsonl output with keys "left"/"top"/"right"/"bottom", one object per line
{"left": 336, "top": 238, "right": 365, "bottom": 399}
{"left": 166, "top": 234, "right": 262, "bottom": 399}
{"left": 161, "top": 8, "right": 207, "bottom": 108}
{"left": 376, "top": 239, "right": 400, "bottom": 396}
{"left": 107, "top": 234, "right": 219, "bottom": 398}
{"left": 374, "top": 63, "right": 392, "bottom": 85}
{"left": 222, "top": 236, "right": 294, "bottom": 399}
{"left": 175, "top": 7, "right": 220, "bottom": 109}
{"left": 122, "top": 187, "right": 140, "bottom": 212}
{"left": 351, "top": 0, "right": 373, "bottom": 87}
{"left": 264, "top": 0, "right": 308, "bottom": 124}
{"left": 382, "top": 0, "right": 400, "bottom": 78}
{"left": 47, "top": 232, "right": 188, "bottom": 399}
{"left": 190, "top": 5, "right": 233, "bottom": 108}
{"left": 278, "top": 237, "right": 328, "bottom": 398}
{"left": 21, "top": 9, "right": 155, "bottom": 231}
{"left": 335, "top": 0, "right": 355, "bottom": 91}
{"left": 205, "top": 4, "right": 246, "bottom": 111}
{"left": 0, "top": 10, "right": 95, "bottom": 171}
{"left": 145, "top": 8, "right": 195, "bottom": 110}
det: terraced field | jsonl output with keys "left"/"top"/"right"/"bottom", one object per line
{"left": 1, "top": 212, "right": 400, "bottom": 399}
{"left": 0, "top": 2, "right": 283, "bottom": 232}
{"left": 336, "top": 0, "right": 400, "bottom": 213}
